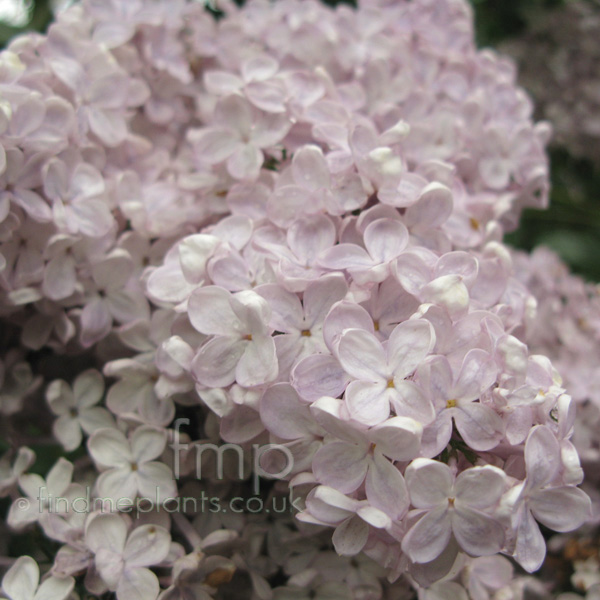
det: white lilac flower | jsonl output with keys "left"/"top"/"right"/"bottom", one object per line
{"left": 46, "top": 369, "right": 114, "bottom": 452}
{"left": 85, "top": 514, "right": 171, "bottom": 600}
{"left": 0, "top": 556, "right": 74, "bottom": 600}
{"left": 0, "top": 447, "right": 34, "bottom": 497}
{"left": 7, "top": 458, "right": 79, "bottom": 537}
{"left": 87, "top": 425, "right": 176, "bottom": 504}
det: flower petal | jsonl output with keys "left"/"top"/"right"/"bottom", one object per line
{"left": 2, "top": 556, "right": 39, "bottom": 600}
{"left": 345, "top": 380, "right": 390, "bottom": 426}
{"left": 188, "top": 127, "right": 238, "bottom": 163}
{"left": 236, "top": 336, "right": 278, "bottom": 387}
{"left": 73, "top": 370, "right": 104, "bottom": 408}
{"left": 309, "top": 396, "right": 366, "bottom": 445}
{"left": 291, "top": 354, "right": 349, "bottom": 403}
{"left": 34, "top": 575, "right": 74, "bottom": 600}
{"left": 124, "top": 525, "right": 171, "bottom": 568}
{"left": 453, "top": 403, "right": 505, "bottom": 452}
{"left": 131, "top": 427, "right": 166, "bottom": 464}
{"left": 88, "top": 428, "right": 131, "bottom": 468}
{"left": 363, "top": 219, "right": 408, "bottom": 263}
{"left": 514, "top": 507, "right": 546, "bottom": 573}
{"left": 53, "top": 416, "right": 82, "bottom": 452}
{"left": 366, "top": 452, "right": 409, "bottom": 520}
{"left": 116, "top": 567, "right": 160, "bottom": 600}
{"left": 312, "top": 441, "right": 368, "bottom": 494}
{"left": 391, "top": 381, "right": 436, "bottom": 425}
{"left": 192, "top": 336, "right": 246, "bottom": 388}
{"left": 188, "top": 286, "right": 242, "bottom": 336}
{"left": 338, "top": 328, "right": 388, "bottom": 381}
{"left": 227, "top": 143, "right": 263, "bottom": 181}
{"left": 332, "top": 515, "right": 369, "bottom": 556}
{"left": 524, "top": 426, "right": 561, "bottom": 490}
{"left": 369, "top": 416, "right": 423, "bottom": 462}
{"left": 260, "top": 383, "right": 317, "bottom": 439}
{"left": 85, "top": 513, "right": 127, "bottom": 555}
{"left": 96, "top": 467, "right": 138, "bottom": 504}
{"left": 530, "top": 486, "right": 591, "bottom": 532}
{"left": 318, "top": 244, "right": 374, "bottom": 271}
{"left": 405, "top": 458, "right": 453, "bottom": 508}
{"left": 454, "top": 466, "right": 506, "bottom": 509}
{"left": 387, "top": 319, "right": 435, "bottom": 379}
{"left": 402, "top": 504, "right": 452, "bottom": 564}
{"left": 137, "top": 462, "right": 177, "bottom": 503}
{"left": 292, "top": 145, "right": 330, "bottom": 192}
{"left": 452, "top": 505, "right": 505, "bottom": 556}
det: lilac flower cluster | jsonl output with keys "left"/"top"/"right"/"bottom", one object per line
{"left": 501, "top": 1, "right": 600, "bottom": 163}
{"left": 0, "top": 0, "right": 592, "bottom": 598}
{"left": 513, "top": 247, "right": 600, "bottom": 598}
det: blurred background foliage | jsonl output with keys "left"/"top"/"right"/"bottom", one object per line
{"left": 1, "top": 0, "right": 599, "bottom": 281}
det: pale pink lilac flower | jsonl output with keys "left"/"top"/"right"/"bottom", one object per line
{"left": 319, "top": 218, "right": 409, "bottom": 286}
{"left": 189, "top": 95, "right": 291, "bottom": 181}
{"left": 41, "top": 28, "right": 140, "bottom": 148}
{"left": 255, "top": 215, "right": 338, "bottom": 292}
{"left": 267, "top": 144, "right": 364, "bottom": 226}
{"left": 0, "top": 149, "right": 51, "bottom": 224}
{"left": 417, "top": 349, "right": 503, "bottom": 456}
{"left": 158, "top": 550, "right": 236, "bottom": 600}
{"left": 83, "top": 0, "right": 159, "bottom": 48}
{"left": 204, "top": 54, "right": 287, "bottom": 113}
{"left": 462, "top": 555, "right": 514, "bottom": 600}
{"left": 418, "top": 581, "right": 469, "bottom": 600}
{"left": 402, "top": 459, "right": 506, "bottom": 563}
{"left": 41, "top": 234, "right": 80, "bottom": 302}
{"left": 104, "top": 357, "right": 175, "bottom": 427}
{"left": 299, "top": 486, "right": 394, "bottom": 557}
{"left": 394, "top": 249, "right": 477, "bottom": 318}
{"left": 503, "top": 426, "right": 591, "bottom": 572}
{"left": 336, "top": 320, "right": 436, "bottom": 425}
{"left": 79, "top": 249, "right": 150, "bottom": 347}
{"left": 310, "top": 395, "right": 418, "bottom": 519}
{"left": 189, "top": 286, "right": 277, "bottom": 388}
{"left": 255, "top": 274, "right": 347, "bottom": 378}
{"left": 259, "top": 383, "right": 325, "bottom": 474}
{"left": 42, "top": 157, "right": 113, "bottom": 238}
